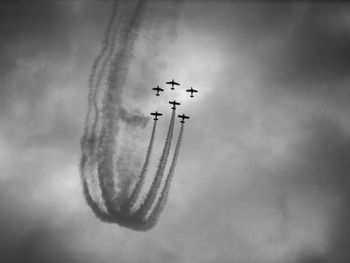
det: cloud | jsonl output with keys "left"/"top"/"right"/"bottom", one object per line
{"left": 1, "top": 1, "right": 350, "bottom": 263}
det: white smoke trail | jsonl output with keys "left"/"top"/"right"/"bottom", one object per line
{"left": 80, "top": 0, "right": 185, "bottom": 231}
{"left": 134, "top": 109, "right": 176, "bottom": 219}
{"left": 84, "top": 0, "right": 125, "bottom": 145}
{"left": 95, "top": 0, "right": 148, "bottom": 217}
{"left": 80, "top": 0, "right": 126, "bottom": 217}
{"left": 127, "top": 120, "right": 158, "bottom": 212}
{"left": 81, "top": 0, "right": 148, "bottom": 219}
{"left": 89, "top": 0, "right": 127, "bottom": 142}
{"left": 81, "top": 178, "right": 112, "bottom": 222}
{"left": 144, "top": 122, "right": 184, "bottom": 229}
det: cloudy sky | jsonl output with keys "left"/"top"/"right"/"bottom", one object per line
{"left": 1, "top": 0, "right": 350, "bottom": 262}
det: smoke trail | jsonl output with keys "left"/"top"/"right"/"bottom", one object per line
{"left": 80, "top": 0, "right": 126, "bottom": 217}
{"left": 119, "top": 107, "right": 149, "bottom": 128}
{"left": 89, "top": 0, "right": 125, "bottom": 144}
{"left": 81, "top": 177, "right": 112, "bottom": 222}
{"left": 83, "top": 0, "right": 122, "bottom": 144}
{"left": 80, "top": 0, "right": 186, "bottom": 231}
{"left": 80, "top": 0, "right": 149, "bottom": 220}
{"left": 144, "top": 122, "right": 184, "bottom": 230}
{"left": 134, "top": 109, "right": 176, "bottom": 219}
{"left": 126, "top": 120, "right": 157, "bottom": 211}
{"left": 96, "top": 0, "right": 148, "bottom": 217}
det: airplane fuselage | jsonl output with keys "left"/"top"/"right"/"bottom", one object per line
{"left": 166, "top": 79, "right": 180, "bottom": 90}
{"left": 178, "top": 114, "right": 190, "bottom": 123}
{"left": 153, "top": 86, "right": 163, "bottom": 96}
{"left": 150, "top": 111, "right": 162, "bottom": 121}
{"left": 186, "top": 87, "right": 198, "bottom": 98}
{"left": 169, "top": 100, "right": 180, "bottom": 110}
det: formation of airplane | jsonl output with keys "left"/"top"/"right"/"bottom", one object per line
{"left": 166, "top": 79, "right": 180, "bottom": 90}
{"left": 152, "top": 85, "right": 164, "bottom": 96}
{"left": 169, "top": 100, "right": 181, "bottom": 110}
{"left": 150, "top": 79, "right": 197, "bottom": 124}
{"left": 186, "top": 87, "right": 198, "bottom": 97}
{"left": 152, "top": 80, "right": 198, "bottom": 97}
{"left": 178, "top": 114, "right": 190, "bottom": 123}
{"left": 150, "top": 111, "right": 163, "bottom": 121}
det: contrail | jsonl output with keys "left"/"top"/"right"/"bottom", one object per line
{"left": 126, "top": 120, "right": 158, "bottom": 212}
{"left": 88, "top": 0, "right": 125, "bottom": 145}
{"left": 134, "top": 109, "right": 176, "bottom": 219}
{"left": 80, "top": 0, "right": 124, "bottom": 217}
{"left": 145, "top": 122, "right": 184, "bottom": 229}
{"left": 84, "top": 0, "right": 122, "bottom": 144}
{"left": 96, "top": 0, "right": 149, "bottom": 217}
{"left": 80, "top": 0, "right": 186, "bottom": 231}
{"left": 81, "top": 178, "right": 112, "bottom": 222}
{"left": 81, "top": 0, "right": 148, "bottom": 219}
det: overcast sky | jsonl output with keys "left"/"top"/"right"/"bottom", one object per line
{"left": 1, "top": 1, "right": 350, "bottom": 262}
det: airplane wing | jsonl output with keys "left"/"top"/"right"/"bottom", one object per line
{"left": 174, "top": 81, "right": 180, "bottom": 85}
{"left": 159, "top": 87, "right": 164, "bottom": 91}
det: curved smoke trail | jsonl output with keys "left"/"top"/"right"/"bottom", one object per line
{"left": 134, "top": 110, "right": 176, "bottom": 219}
{"left": 144, "top": 123, "right": 184, "bottom": 230}
{"left": 80, "top": 0, "right": 185, "bottom": 231}
{"left": 127, "top": 120, "right": 158, "bottom": 212}
{"left": 89, "top": 0, "right": 127, "bottom": 141}
{"left": 81, "top": 178, "right": 111, "bottom": 222}
{"left": 96, "top": 0, "right": 148, "bottom": 218}
{"left": 84, "top": 0, "right": 124, "bottom": 145}
{"left": 80, "top": 0, "right": 125, "bottom": 218}
{"left": 80, "top": 0, "right": 148, "bottom": 220}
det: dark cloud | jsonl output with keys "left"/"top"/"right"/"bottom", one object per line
{"left": 0, "top": 226, "right": 76, "bottom": 263}
{"left": 1, "top": 1, "right": 350, "bottom": 263}
{"left": 262, "top": 3, "right": 350, "bottom": 88}
{"left": 0, "top": 1, "right": 72, "bottom": 116}
{"left": 229, "top": 3, "right": 350, "bottom": 93}
{"left": 0, "top": 1, "right": 73, "bottom": 68}
{"left": 292, "top": 118, "right": 350, "bottom": 263}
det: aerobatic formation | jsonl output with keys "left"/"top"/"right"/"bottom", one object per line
{"left": 79, "top": 0, "right": 196, "bottom": 231}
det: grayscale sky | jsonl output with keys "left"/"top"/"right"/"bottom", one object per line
{"left": 1, "top": 1, "right": 350, "bottom": 262}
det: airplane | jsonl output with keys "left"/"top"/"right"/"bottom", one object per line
{"left": 150, "top": 111, "right": 163, "bottom": 120}
{"left": 169, "top": 100, "right": 180, "bottom": 109}
{"left": 178, "top": 114, "right": 190, "bottom": 123}
{"left": 152, "top": 85, "right": 164, "bottom": 96}
{"left": 186, "top": 87, "right": 198, "bottom": 97}
{"left": 166, "top": 79, "right": 180, "bottom": 90}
